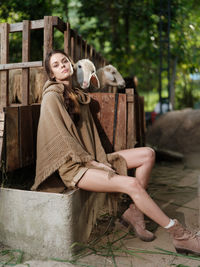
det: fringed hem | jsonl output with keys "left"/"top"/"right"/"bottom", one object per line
{"left": 106, "top": 153, "right": 128, "bottom": 215}
{"left": 31, "top": 153, "right": 93, "bottom": 191}
{"left": 107, "top": 153, "right": 128, "bottom": 176}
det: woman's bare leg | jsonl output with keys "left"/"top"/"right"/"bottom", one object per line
{"left": 77, "top": 168, "right": 170, "bottom": 228}
{"left": 113, "top": 147, "right": 155, "bottom": 188}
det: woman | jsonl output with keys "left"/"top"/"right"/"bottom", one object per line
{"left": 32, "top": 50, "right": 200, "bottom": 255}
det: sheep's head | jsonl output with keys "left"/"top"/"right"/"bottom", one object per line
{"left": 74, "top": 59, "right": 100, "bottom": 90}
{"left": 102, "top": 65, "right": 125, "bottom": 89}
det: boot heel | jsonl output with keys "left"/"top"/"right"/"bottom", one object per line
{"left": 175, "top": 248, "right": 188, "bottom": 255}
{"left": 119, "top": 218, "right": 130, "bottom": 228}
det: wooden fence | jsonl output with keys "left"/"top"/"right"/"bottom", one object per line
{"left": 0, "top": 16, "right": 145, "bottom": 172}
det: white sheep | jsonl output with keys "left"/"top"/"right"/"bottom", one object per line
{"left": 95, "top": 64, "right": 125, "bottom": 91}
{"left": 73, "top": 59, "right": 100, "bottom": 90}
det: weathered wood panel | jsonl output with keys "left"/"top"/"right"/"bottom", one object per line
{"left": 90, "top": 93, "right": 127, "bottom": 153}
{"left": 31, "top": 104, "right": 40, "bottom": 159}
{"left": 19, "top": 106, "right": 34, "bottom": 167}
{"left": 10, "top": 19, "right": 44, "bottom": 33}
{"left": 43, "top": 16, "right": 54, "bottom": 61}
{"left": 0, "top": 23, "right": 9, "bottom": 110}
{"left": 0, "top": 112, "right": 5, "bottom": 162}
{"left": 0, "top": 61, "right": 42, "bottom": 70}
{"left": 4, "top": 107, "right": 20, "bottom": 171}
{"left": 114, "top": 94, "right": 127, "bottom": 151}
{"left": 126, "top": 89, "right": 137, "bottom": 148}
{"left": 3, "top": 105, "right": 40, "bottom": 171}
{"left": 64, "top": 23, "right": 70, "bottom": 56}
{"left": 139, "top": 96, "right": 145, "bottom": 146}
{"left": 134, "top": 94, "right": 141, "bottom": 147}
{"left": 22, "top": 20, "right": 30, "bottom": 105}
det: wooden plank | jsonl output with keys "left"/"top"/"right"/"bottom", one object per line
{"left": 31, "top": 104, "right": 40, "bottom": 159}
{"left": 4, "top": 107, "right": 20, "bottom": 171}
{"left": 79, "top": 36, "right": 83, "bottom": 59}
{"left": 0, "top": 111, "right": 5, "bottom": 162}
{"left": 3, "top": 104, "right": 40, "bottom": 171}
{"left": 10, "top": 19, "right": 44, "bottom": 33}
{"left": 101, "top": 94, "right": 115, "bottom": 147}
{"left": 89, "top": 46, "right": 93, "bottom": 60}
{"left": 10, "top": 17, "right": 65, "bottom": 33}
{"left": 74, "top": 30, "right": 78, "bottom": 62}
{"left": 139, "top": 96, "right": 145, "bottom": 146}
{"left": 83, "top": 40, "right": 87, "bottom": 58}
{"left": 22, "top": 20, "right": 30, "bottom": 105}
{"left": 43, "top": 16, "right": 54, "bottom": 62}
{"left": 126, "top": 88, "right": 137, "bottom": 148}
{"left": 114, "top": 94, "right": 127, "bottom": 151}
{"left": 90, "top": 93, "right": 115, "bottom": 153}
{"left": 87, "top": 44, "right": 90, "bottom": 59}
{"left": 134, "top": 94, "right": 141, "bottom": 146}
{"left": 19, "top": 106, "right": 34, "bottom": 167}
{"left": 52, "top": 16, "right": 66, "bottom": 32}
{"left": 70, "top": 36, "right": 75, "bottom": 62}
{"left": 0, "top": 61, "right": 43, "bottom": 70}
{"left": 64, "top": 23, "right": 71, "bottom": 56}
{"left": 0, "top": 23, "right": 9, "bottom": 110}
{"left": 93, "top": 50, "right": 97, "bottom": 68}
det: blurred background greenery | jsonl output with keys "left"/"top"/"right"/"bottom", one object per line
{"left": 0, "top": 0, "right": 200, "bottom": 111}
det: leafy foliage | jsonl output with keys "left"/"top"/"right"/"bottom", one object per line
{"left": 1, "top": 0, "right": 200, "bottom": 110}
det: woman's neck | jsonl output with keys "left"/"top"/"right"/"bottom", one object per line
{"left": 56, "top": 78, "right": 72, "bottom": 90}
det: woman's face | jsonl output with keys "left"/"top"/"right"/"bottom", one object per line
{"left": 49, "top": 53, "right": 73, "bottom": 82}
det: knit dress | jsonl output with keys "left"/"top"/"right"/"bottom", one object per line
{"left": 31, "top": 80, "right": 127, "bottom": 192}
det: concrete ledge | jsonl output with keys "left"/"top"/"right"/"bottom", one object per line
{"left": 0, "top": 188, "right": 107, "bottom": 259}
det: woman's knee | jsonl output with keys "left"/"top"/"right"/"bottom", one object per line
{"left": 124, "top": 177, "right": 144, "bottom": 196}
{"left": 144, "top": 147, "right": 155, "bottom": 164}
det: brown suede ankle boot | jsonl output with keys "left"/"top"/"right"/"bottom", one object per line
{"left": 167, "top": 219, "right": 200, "bottom": 255}
{"left": 121, "top": 204, "right": 155, "bottom": 242}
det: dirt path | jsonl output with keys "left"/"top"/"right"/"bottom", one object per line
{"left": 1, "top": 159, "right": 200, "bottom": 267}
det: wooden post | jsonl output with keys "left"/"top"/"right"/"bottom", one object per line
{"left": 43, "top": 16, "right": 54, "bottom": 82}
{"left": 0, "top": 23, "right": 9, "bottom": 110}
{"left": 74, "top": 31, "right": 78, "bottom": 62}
{"left": 64, "top": 22, "right": 70, "bottom": 57}
{"left": 22, "top": 20, "right": 30, "bottom": 105}
{"left": 134, "top": 95, "right": 142, "bottom": 146}
{"left": 43, "top": 16, "right": 54, "bottom": 61}
{"left": 139, "top": 96, "right": 146, "bottom": 146}
{"left": 79, "top": 36, "right": 83, "bottom": 59}
{"left": 83, "top": 40, "right": 87, "bottom": 58}
{"left": 70, "top": 31, "right": 75, "bottom": 62}
{"left": 126, "top": 88, "right": 137, "bottom": 148}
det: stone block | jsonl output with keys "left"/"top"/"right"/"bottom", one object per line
{"left": 0, "top": 188, "right": 106, "bottom": 259}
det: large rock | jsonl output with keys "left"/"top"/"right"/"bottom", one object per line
{"left": 146, "top": 108, "right": 200, "bottom": 154}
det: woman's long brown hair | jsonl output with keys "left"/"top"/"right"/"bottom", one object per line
{"left": 45, "top": 50, "right": 80, "bottom": 124}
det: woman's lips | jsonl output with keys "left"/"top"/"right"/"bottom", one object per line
{"left": 62, "top": 69, "right": 69, "bottom": 73}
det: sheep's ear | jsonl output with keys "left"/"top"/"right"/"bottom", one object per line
{"left": 90, "top": 73, "right": 100, "bottom": 89}
{"left": 68, "top": 62, "right": 73, "bottom": 76}
{"left": 73, "top": 63, "right": 77, "bottom": 70}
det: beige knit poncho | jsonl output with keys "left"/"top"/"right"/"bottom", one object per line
{"left": 31, "top": 80, "right": 127, "bottom": 191}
